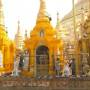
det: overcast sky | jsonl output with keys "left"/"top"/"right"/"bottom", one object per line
{"left": 3, "top": 0, "right": 78, "bottom": 39}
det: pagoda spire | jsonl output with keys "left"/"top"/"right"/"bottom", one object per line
{"left": 15, "top": 20, "right": 24, "bottom": 50}
{"left": 17, "top": 20, "right": 20, "bottom": 34}
{"left": 0, "top": 0, "right": 4, "bottom": 26}
{"left": 37, "top": 0, "right": 49, "bottom": 22}
{"left": 56, "top": 12, "right": 60, "bottom": 30}
{"left": 25, "top": 29, "right": 27, "bottom": 39}
{"left": 56, "top": 12, "right": 60, "bottom": 26}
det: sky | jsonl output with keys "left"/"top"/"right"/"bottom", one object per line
{"left": 3, "top": 0, "right": 78, "bottom": 40}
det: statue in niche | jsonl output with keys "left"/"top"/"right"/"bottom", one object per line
{"left": 19, "top": 53, "right": 24, "bottom": 70}
{"left": 39, "top": 30, "right": 44, "bottom": 37}
{"left": 63, "top": 61, "right": 71, "bottom": 77}
{"left": 55, "top": 58, "right": 60, "bottom": 77}
{"left": 69, "top": 58, "right": 76, "bottom": 76}
{"left": 82, "top": 57, "right": 90, "bottom": 76}
{"left": 12, "top": 55, "right": 20, "bottom": 76}
{"left": 23, "top": 50, "right": 29, "bottom": 71}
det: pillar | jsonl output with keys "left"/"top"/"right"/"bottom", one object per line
{"left": 0, "top": 45, "right": 5, "bottom": 73}
{"left": 49, "top": 48, "right": 54, "bottom": 76}
{"left": 4, "top": 45, "right": 10, "bottom": 72}
{"left": 29, "top": 48, "right": 35, "bottom": 77}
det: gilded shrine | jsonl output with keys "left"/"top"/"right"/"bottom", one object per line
{"left": 0, "top": 0, "right": 15, "bottom": 74}
{"left": 24, "top": 0, "right": 64, "bottom": 77}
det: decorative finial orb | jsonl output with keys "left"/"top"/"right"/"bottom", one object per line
{"left": 40, "top": 0, "right": 46, "bottom": 5}
{"left": 40, "top": 0, "right": 45, "bottom": 1}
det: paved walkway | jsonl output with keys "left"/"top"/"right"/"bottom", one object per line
{"left": 0, "top": 77, "right": 90, "bottom": 90}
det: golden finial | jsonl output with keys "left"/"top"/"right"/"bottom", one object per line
{"left": 37, "top": 0, "right": 49, "bottom": 22}
{"left": 0, "top": 0, "right": 4, "bottom": 25}
{"left": 56, "top": 12, "right": 60, "bottom": 30}
{"left": 25, "top": 29, "right": 27, "bottom": 38}
{"left": 17, "top": 20, "right": 20, "bottom": 33}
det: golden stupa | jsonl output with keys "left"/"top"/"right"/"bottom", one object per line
{"left": 23, "top": 0, "right": 64, "bottom": 77}
{"left": 0, "top": 0, "right": 15, "bottom": 74}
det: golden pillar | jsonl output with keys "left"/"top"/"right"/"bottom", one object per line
{"left": 29, "top": 48, "right": 35, "bottom": 77}
{"left": 4, "top": 46, "right": 10, "bottom": 72}
{"left": 49, "top": 48, "right": 54, "bottom": 75}
{"left": 72, "top": 0, "right": 80, "bottom": 76}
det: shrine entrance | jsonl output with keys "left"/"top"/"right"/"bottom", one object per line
{"left": 36, "top": 46, "right": 49, "bottom": 77}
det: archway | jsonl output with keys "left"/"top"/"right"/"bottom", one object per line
{"left": 36, "top": 45, "right": 49, "bottom": 77}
